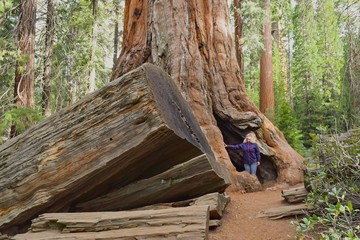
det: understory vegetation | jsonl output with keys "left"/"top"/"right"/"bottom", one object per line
{"left": 293, "top": 128, "right": 360, "bottom": 239}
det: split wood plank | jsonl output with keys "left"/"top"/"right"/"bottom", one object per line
{"left": 256, "top": 203, "right": 313, "bottom": 219}
{"left": 13, "top": 206, "right": 209, "bottom": 239}
{"left": 75, "top": 155, "right": 230, "bottom": 211}
{"left": 134, "top": 192, "right": 231, "bottom": 219}
{"left": 281, "top": 187, "right": 309, "bottom": 204}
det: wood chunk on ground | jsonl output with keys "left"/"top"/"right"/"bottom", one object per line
{"left": 256, "top": 203, "right": 313, "bottom": 219}
{"left": 14, "top": 206, "right": 209, "bottom": 240}
{"left": 282, "top": 187, "right": 308, "bottom": 204}
{"left": 134, "top": 192, "right": 231, "bottom": 220}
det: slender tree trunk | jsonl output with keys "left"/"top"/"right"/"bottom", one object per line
{"left": 287, "top": 31, "right": 293, "bottom": 106}
{"left": 10, "top": 0, "right": 37, "bottom": 137}
{"left": 234, "top": 0, "right": 244, "bottom": 81}
{"left": 42, "top": 0, "right": 55, "bottom": 117}
{"left": 111, "top": 0, "right": 304, "bottom": 186}
{"left": 272, "top": 21, "right": 289, "bottom": 98}
{"left": 113, "top": 0, "right": 121, "bottom": 68}
{"left": 346, "top": 20, "right": 360, "bottom": 127}
{"left": 259, "top": 0, "right": 274, "bottom": 121}
{"left": 88, "top": 0, "right": 99, "bottom": 93}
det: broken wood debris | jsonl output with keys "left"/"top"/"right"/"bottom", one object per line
{"left": 281, "top": 187, "right": 309, "bottom": 204}
{"left": 257, "top": 203, "right": 313, "bottom": 220}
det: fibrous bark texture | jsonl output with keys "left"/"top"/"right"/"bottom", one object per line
{"left": 260, "top": 0, "right": 275, "bottom": 121}
{"left": 11, "top": 0, "right": 37, "bottom": 137}
{"left": 0, "top": 64, "right": 230, "bottom": 234}
{"left": 111, "top": 0, "right": 304, "bottom": 185}
{"left": 14, "top": 0, "right": 36, "bottom": 109}
{"left": 42, "top": 0, "right": 55, "bottom": 117}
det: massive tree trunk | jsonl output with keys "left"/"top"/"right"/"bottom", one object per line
{"left": 10, "top": 0, "right": 37, "bottom": 137}
{"left": 0, "top": 64, "right": 231, "bottom": 234}
{"left": 111, "top": 0, "right": 304, "bottom": 185}
{"left": 42, "top": 0, "right": 55, "bottom": 117}
{"left": 260, "top": 0, "right": 275, "bottom": 121}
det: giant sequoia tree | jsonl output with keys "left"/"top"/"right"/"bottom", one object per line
{"left": 111, "top": 0, "right": 304, "bottom": 185}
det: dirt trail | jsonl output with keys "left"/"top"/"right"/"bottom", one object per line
{"left": 209, "top": 184, "right": 301, "bottom": 240}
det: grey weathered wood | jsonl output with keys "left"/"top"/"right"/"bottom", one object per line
{"left": 192, "top": 192, "right": 230, "bottom": 219}
{"left": 0, "top": 234, "right": 9, "bottom": 240}
{"left": 132, "top": 192, "right": 230, "bottom": 220}
{"left": 13, "top": 206, "right": 209, "bottom": 239}
{"left": 256, "top": 203, "right": 313, "bottom": 219}
{"left": 209, "top": 220, "right": 222, "bottom": 228}
{"left": 75, "top": 155, "right": 230, "bottom": 211}
{"left": 13, "top": 226, "right": 207, "bottom": 240}
{"left": 281, "top": 187, "right": 309, "bottom": 204}
{"left": 0, "top": 64, "right": 231, "bottom": 234}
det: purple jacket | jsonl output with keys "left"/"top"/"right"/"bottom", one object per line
{"left": 226, "top": 142, "right": 261, "bottom": 164}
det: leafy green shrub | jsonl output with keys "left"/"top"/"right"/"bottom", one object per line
{"left": 0, "top": 107, "right": 43, "bottom": 144}
{"left": 293, "top": 128, "right": 360, "bottom": 239}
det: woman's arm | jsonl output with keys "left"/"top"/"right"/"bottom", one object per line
{"left": 224, "top": 143, "right": 243, "bottom": 150}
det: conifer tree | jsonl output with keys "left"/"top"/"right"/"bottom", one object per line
{"left": 42, "top": 0, "right": 55, "bottom": 117}
{"left": 292, "top": 0, "right": 322, "bottom": 146}
{"left": 260, "top": 0, "right": 275, "bottom": 121}
{"left": 316, "top": 0, "right": 343, "bottom": 129}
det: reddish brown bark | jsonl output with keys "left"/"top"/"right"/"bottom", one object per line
{"left": 272, "top": 21, "right": 289, "bottom": 97}
{"left": 234, "top": 0, "right": 244, "bottom": 81}
{"left": 111, "top": 0, "right": 304, "bottom": 186}
{"left": 11, "top": 0, "right": 37, "bottom": 137}
{"left": 260, "top": 0, "right": 275, "bottom": 121}
{"left": 14, "top": 0, "right": 36, "bottom": 108}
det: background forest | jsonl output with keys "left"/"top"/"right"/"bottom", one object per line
{"left": 1, "top": 1, "right": 360, "bottom": 239}
{"left": 1, "top": 0, "right": 359, "bottom": 153}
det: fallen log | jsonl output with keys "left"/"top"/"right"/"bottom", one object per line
{"left": 134, "top": 192, "right": 230, "bottom": 220}
{"left": 281, "top": 187, "right": 308, "bottom": 204}
{"left": 13, "top": 206, "right": 209, "bottom": 239}
{"left": 76, "top": 155, "right": 230, "bottom": 211}
{"left": 256, "top": 203, "right": 313, "bottom": 219}
{"left": 0, "top": 64, "right": 231, "bottom": 234}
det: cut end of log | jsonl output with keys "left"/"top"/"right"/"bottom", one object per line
{"left": 0, "top": 64, "right": 231, "bottom": 235}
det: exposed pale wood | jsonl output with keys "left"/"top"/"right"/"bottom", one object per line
{"left": 209, "top": 220, "right": 222, "bottom": 228}
{"left": 13, "top": 206, "right": 209, "bottom": 239}
{"left": 0, "top": 64, "right": 231, "bottom": 234}
{"left": 193, "top": 193, "right": 230, "bottom": 219}
{"left": 257, "top": 203, "right": 313, "bottom": 219}
{"left": 13, "top": 226, "right": 207, "bottom": 240}
{"left": 75, "top": 155, "right": 231, "bottom": 211}
{"left": 134, "top": 192, "right": 230, "bottom": 220}
{"left": 0, "top": 233, "right": 9, "bottom": 240}
{"left": 281, "top": 187, "right": 309, "bottom": 204}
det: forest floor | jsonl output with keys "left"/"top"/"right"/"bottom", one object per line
{"left": 208, "top": 183, "right": 303, "bottom": 240}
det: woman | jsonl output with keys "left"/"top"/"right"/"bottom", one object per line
{"left": 225, "top": 133, "right": 261, "bottom": 175}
